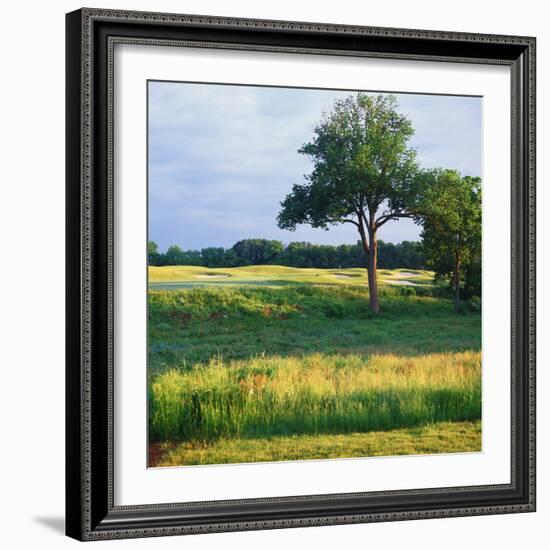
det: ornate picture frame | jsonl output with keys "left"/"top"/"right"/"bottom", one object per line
{"left": 66, "top": 7, "right": 536, "bottom": 541}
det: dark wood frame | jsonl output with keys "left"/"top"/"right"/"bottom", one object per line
{"left": 66, "top": 7, "right": 536, "bottom": 541}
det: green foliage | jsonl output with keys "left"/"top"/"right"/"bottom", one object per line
{"left": 200, "top": 247, "right": 230, "bottom": 268}
{"left": 150, "top": 284, "right": 453, "bottom": 327}
{"left": 162, "top": 245, "right": 203, "bottom": 266}
{"left": 148, "top": 241, "right": 161, "bottom": 266}
{"left": 277, "top": 94, "right": 419, "bottom": 232}
{"left": 467, "top": 296, "right": 482, "bottom": 313}
{"left": 276, "top": 93, "right": 426, "bottom": 312}
{"left": 147, "top": 239, "right": 427, "bottom": 270}
{"left": 276, "top": 241, "right": 364, "bottom": 268}
{"left": 420, "top": 170, "right": 482, "bottom": 308}
{"left": 274, "top": 239, "right": 426, "bottom": 269}
{"left": 396, "top": 285, "right": 416, "bottom": 297}
{"left": 231, "top": 238, "right": 284, "bottom": 265}
{"left": 377, "top": 240, "right": 426, "bottom": 269}
{"left": 464, "top": 256, "right": 482, "bottom": 299}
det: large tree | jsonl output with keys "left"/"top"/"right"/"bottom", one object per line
{"left": 277, "top": 93, "right": 420, "bottom": 312}
{"left": 420, "top": 170, "right": 481, "bottom": 312}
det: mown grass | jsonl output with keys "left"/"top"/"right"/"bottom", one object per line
{"left": 153, "top": 420, "right": 481, "bottom": 466}
{"left": 149, "top": 264, "right": 434, "bottom": 289}
{"left": 149, "top": 351, "right": 481, "bottom": 442}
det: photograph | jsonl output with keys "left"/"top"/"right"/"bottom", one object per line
{"left": 62, "top": 5, "right": 536, "bottom": 542}
{"left": 146, "top": 82, "right": 483, "bottom": 468}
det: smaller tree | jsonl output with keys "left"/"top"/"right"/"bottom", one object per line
{"left": 222, "top": 248, "right": 240, "bottom": 267}
{"left": 201, "top": 247, "right": 228, "bottom": 268}
{"left": 147, "top": 241, "right": 161, "bottom": 266}
{"left": 231, "top": 239, "right": 284, "bottom": 265}
{"left": 420, "top": 170, "right": 481, "bottom": 312}
{"left": 164, "top": 245, "right": 185, "bottom": 265}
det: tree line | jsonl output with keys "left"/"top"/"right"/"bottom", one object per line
{"left": 148, "top": 238, "right": 426, "bottom": 270}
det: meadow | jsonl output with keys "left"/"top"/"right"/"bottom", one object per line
{"left": 148, "top": 266, "right": 481, "bottom": 466}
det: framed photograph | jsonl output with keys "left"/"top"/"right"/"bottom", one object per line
{"left": 66, "top": 8, "right": 536, "bottom": 541}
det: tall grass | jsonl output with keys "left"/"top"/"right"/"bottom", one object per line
{"left": 149, "top": 351, "right": 481, "bottom": 442}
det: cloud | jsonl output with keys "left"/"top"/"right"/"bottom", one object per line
{"left": 148, "top": 82, "right": 481, "bottom": 251}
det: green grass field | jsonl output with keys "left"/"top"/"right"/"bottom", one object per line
{"left": 151, "top": 421, "right": 481, "bottom": 466}
{"left": 148, "top": 265, "right": 481, "bottom": 466}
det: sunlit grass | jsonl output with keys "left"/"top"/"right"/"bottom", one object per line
{"left": 149, "top": 351, "right": 481, "bottom": 442}
{"left": 148, "top": 279, "right": 481, "bottom": 465}
{"left": 153, "top": 420, "right": 481, "bottom": 466}
{"left": 148, "top": 264, "right": 434, "bottom": 288}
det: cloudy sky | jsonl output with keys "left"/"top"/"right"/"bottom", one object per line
{"left": 148, "top": 81, "right": 481, "bottom": 251}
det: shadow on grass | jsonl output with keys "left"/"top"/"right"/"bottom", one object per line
{"left": 148, "top": 315, "right": 481, "bottom": 371}
{"left": 147, "top": 284, "right": 481, "bottom": 370}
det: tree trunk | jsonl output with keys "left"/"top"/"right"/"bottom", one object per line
{"left": 367, "top": 230, "right": 380, "bottom": 313}
{"left": 454, "top": 250, "right": 461, "bottom": 313}
{"left": 357, "top": 218, "right": 380, "bottom": 313}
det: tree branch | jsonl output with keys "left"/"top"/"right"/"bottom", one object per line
{"left": 358, "top": 209, "right": 370, "bottom": 230}
{"left": 357, "top": 213, "right": 370, "bottom": 253}
{"left": 376, "top": 212, "right": 414, "bottom": 227}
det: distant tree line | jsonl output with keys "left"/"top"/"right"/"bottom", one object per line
{"left": 148, "top": 238, "right": 426, "bottom": 270}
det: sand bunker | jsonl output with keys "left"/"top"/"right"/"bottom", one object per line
{"left": 388, "top": 279, "right": 419, "bottom": 286}
{"left": 333, "top": 273, "right": 360, "bottom": 279}
{"left": 194, "top": 274, "right": 230, "bottom": 279}
{"left": 392, "top": 271, "right": 420, "bottom": 279}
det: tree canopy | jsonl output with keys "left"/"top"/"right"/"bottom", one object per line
{"left": 231, "top": 239, "right": 284, "bottom": 266}
{"left": 420, "top": 170, "right": 481, "bottom": 311}
{"left": 277, "top": 93, "right": 422, "bottom": 312}
{"left": 277, "top": 94, "right": 421, "bottom": 233}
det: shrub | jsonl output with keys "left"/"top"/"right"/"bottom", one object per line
{"left": 467, "top": 296, "right": 481, "bottom": 313}
{"left": 396, "top": 286, "right": 416, "bottom": 297}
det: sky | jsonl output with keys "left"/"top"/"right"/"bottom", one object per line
{"left": 148, "top": 81, "right": 481, "bottom": 251}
